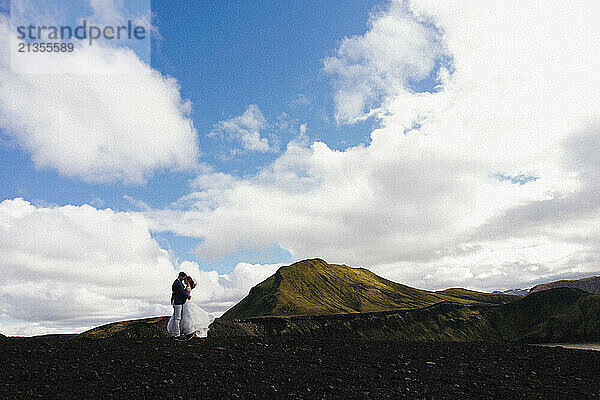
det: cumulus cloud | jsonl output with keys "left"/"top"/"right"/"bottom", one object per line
{"left": 145, "top": 1, "right": 600, "bottom": 292}
{"left": 0, "top": 198, "right": 280, "bottom": 336}
{"left": 0, "top": 14, "right": 199, "bottom": 184}
{"left": 323, "top": 0, "right": 448, "bottom": 124}
{"left": 209, "top": 104, "right": 275, "bottom": 153}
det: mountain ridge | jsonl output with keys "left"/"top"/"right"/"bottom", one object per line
{"left": 529, "top": 276, "right": 600, "bottom": 295}
{"left": 221, "top": 258, "right": 516, "bottom": 319}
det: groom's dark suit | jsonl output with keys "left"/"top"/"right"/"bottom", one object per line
{"left": 171, "top": 279, "right": 189, "bottom": 305}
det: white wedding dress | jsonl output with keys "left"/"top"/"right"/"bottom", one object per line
{"left": 181, "top": 300, "right": 214, "bottom": 337}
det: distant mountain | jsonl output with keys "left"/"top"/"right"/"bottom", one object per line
{"left": 211, "top": 288, "right": 600, "bottom": 343}
{"left": 484, "top": 287, "right": 600, "bottom": 342}
{"left": 529, "top": 276, "right": 600, "bottom": 295}
{"left": 492, "top": 288, "right": 529, "bottom": 297}
{"left": 81, "top": 316, "right": 170, "bottom": 339}
{"left": 221, "top": 258, "right": 517, "bottom": 319}
{"left": 436, "top": 288, "right": 518, "bottom": 304}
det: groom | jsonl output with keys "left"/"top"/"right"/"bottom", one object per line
{"left": 171, "top": 271, "right": 191, "bottom": 340}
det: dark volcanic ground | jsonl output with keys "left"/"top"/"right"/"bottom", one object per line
{"left": 1, "top": 336, "right": 599, "bottom": 399}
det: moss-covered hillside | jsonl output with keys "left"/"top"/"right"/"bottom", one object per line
{"left": 221, "top": 258, "right": 517, "bottom": 319}
{"left": 80, "top": 316, "right": 170, "bottom": 339}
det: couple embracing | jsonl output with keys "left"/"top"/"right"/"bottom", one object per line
{"left": 167, "top": 271, "right": 213, "bottom": 340}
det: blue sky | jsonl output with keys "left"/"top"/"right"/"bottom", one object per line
{"left": 150, "top": 0, "right": 384, "bottom": 169}
{"left": 0, "top": 0, "right": 383, "bottom": 271}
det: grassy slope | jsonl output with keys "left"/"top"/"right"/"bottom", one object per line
{"left": 221, "top": 259, "right": 517, "bottom": 319}
{"left": 80, "top": 316, "right": 170, "bottom": 339}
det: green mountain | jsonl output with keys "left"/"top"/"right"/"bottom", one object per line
{"left": 221, "top": 258, "right": 517, "bottom": 319}
{"left": 529, "top": 276, "right": 600, "bottom": 295}
{"left": 212, "top": 259, "right": 600, "bottom": 342}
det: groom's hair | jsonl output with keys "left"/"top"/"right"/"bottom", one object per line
{"left": 178, "top": 272, "right": 187, "bottom": 279}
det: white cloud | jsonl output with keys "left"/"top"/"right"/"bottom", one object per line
{"left": 323, "top": 0, "right": 448, "bottom": 124}
{"left": 0, "top": 198, "right": 280, "bottom": 336}
{"left": 144, "top": 1, "right": 600, "bottom": 292}
{"left": 209, "top": 104, "right": 275, "bottom": 153}
{"left": 0, "top": 15, "right": 199, "bottom": 184}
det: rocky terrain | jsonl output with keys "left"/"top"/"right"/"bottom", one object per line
{"left": 1, "top": 335, "right": 599, "bottom": 399}
{"left": 530, "top": 276, "right": 600, "bottom": 295}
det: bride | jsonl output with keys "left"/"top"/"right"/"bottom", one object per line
{"left": 167, "top": 275, "right": 214, "bottom": 338}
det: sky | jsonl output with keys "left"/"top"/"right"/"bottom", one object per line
{"left": 1, "top": 0, "right": 599, "bottom": 335}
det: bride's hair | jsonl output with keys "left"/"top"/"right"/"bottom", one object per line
{"left": 185, "top": 276, "right": 196, "bottom": 290}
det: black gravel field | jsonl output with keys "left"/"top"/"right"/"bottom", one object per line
{"left": 1, "top": 336, "right": 599, "bottom": 399}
